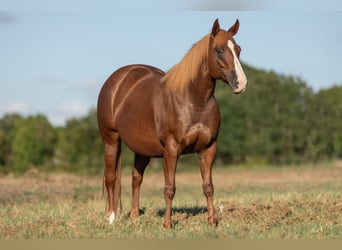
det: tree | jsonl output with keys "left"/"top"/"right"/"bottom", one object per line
{"left": 0, "top": 130, "right": 8, "bottom": 167}
{"left": 305, "top": 86, "right": 342, "bottom": 160}
{"left": 12, "top": 114, "right": 56, "bottom": 172}
{"left": 55, "top": 108, "right": 103, "bottom": 172}
{"left": 1, "top": 65, "right": 340, "bottom": 174}
{"left": 0, "top": 114, "right": 23, "bottom": 171}
{"left": 216, "top": 64, "right": 314, "bottom": 165}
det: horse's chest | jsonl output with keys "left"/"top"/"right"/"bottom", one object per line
{"left": 180, "top": 123, "right": 214, "bottom": 153}
{"left": 156, "top": 98, "right": 220, "bottom": 153}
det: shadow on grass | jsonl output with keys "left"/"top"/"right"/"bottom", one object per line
{"left": 122, "top": 206, "right": 208, "bottom": 219}
{"left": 157, "top": 206, "right": 208, "bottom": 217}
{"left": 157, "top": 206, "right": 219, "bottom": 228}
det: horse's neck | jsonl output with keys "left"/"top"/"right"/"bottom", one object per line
{"left": 187, "top": 68, "right": 216, "bottom": 105}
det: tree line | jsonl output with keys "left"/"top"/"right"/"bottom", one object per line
{"left": 0, "top": 64, "right": 341, "bottom": 173}
{"left": 216, "top": 65, "right": 341, "bottom": 165}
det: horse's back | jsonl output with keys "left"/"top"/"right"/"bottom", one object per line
{"left": 97, "top": 64, "right": 165, "bottom": 155}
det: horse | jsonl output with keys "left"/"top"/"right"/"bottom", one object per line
{"left": 97, "top": 18, "right": 247, "bottom": 229}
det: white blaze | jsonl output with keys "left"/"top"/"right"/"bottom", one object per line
{"left": 227, "top": 40, "right": 247, "bottom": 91}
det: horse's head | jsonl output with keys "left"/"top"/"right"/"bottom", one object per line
{"left": 208, "top": 19, "right": 247, "bottom": 94}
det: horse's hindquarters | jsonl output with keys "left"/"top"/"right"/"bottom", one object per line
{"left": 98, "top": 64, "right": 166, "bottom": 157}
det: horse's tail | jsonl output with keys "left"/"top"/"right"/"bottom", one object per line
{"left": 114, "top": 154, "right": 122, "bottom": 215}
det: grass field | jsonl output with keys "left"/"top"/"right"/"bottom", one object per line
{"left": 0, "top": 163, "right": 341, "bottom": 239}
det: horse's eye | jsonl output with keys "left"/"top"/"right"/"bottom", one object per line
{"left": 215, "top": 47, "right": 224, "bottom": 54}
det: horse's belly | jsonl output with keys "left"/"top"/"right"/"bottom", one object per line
{"left": 123, "top": 137, "right": 164, "bottom": 157}
{"left": 117, "top": 119, "right": 164, "bottom": 157}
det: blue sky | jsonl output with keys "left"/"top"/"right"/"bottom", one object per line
{"left": 1, "top": 0, "right": 342, "bottom": 125}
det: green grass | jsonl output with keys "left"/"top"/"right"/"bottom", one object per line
{"left": 0, "top": 165, "right": 341, "bottom": 238}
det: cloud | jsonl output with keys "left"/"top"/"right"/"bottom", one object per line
{"left": 0, "top": 12, "right": 16, "bottom": 25}
{"left": 49, "top": 101, "right": 90, "bottom": 126}
{"left": 35, "top": 76, "right": 67, "bottom": 85}
{"left": 59, "top": 101, "right": 88, "bottom": 116}
{"left": 179, "top": 0, "right": 269, "bottom": 11}
{"left": 74, "top": 79, "right": 102, "bottom": 100}
{"left": 0, "top": 101, "right": 31, "bottom": 116}
{"left": 179, "top": 0, "right": 342, "bottom": 11}
{"left": 75, "top": 79, "right": 100, "bottom": 90}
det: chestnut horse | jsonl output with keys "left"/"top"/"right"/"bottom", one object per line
{"left": 97, "top": 18, "right": 247, "bottom": 229}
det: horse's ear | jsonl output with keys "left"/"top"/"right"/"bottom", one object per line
{"left": 228, "top": 19, "right": 240, "bottom": 36}
{"left": 211, "top": 18, "right": 220, "bottom": 37}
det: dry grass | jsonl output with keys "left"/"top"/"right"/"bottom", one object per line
{"left": 0, "top": 164, "right": 341, "bottom": 239}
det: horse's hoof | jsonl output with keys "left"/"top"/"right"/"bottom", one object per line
{"left": 107, "top": 211, "right": 115, "bottom": 224}
{"left": 163, "top": 221, "right": 172, "bottom": 230}
{"left": 129, "top": 209, "right": 139, "bottom": 219}
{"left": 208, "top": 217, "right": 217, "bottom": 227}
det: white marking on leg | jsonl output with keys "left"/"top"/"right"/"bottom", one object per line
{"left": 108, "top": 211, "right": 115, "bottom": 224}
{"left": 227, "top": 40, "right": 247, "bottom": 90}
{"left": 219, "top": 203, "right": 224, "bottom": 214}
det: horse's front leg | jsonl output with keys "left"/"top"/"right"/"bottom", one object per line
{"left": 162, "top": 137, "right": 179, "bottom": 229}
{"left": 198, "top": 141, "right": 217, "bottom": 226}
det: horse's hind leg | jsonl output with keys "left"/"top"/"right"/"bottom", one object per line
{"left": 130, "top": 154, "right": 150, "bottom": 219}
{"left": 103, "top": 133, "right": 122, "bottom": 224}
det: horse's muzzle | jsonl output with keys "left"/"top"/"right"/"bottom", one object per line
{"left": 233, "top": 84, "right": 247, "bottom": 94}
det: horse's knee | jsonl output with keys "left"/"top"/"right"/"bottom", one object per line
{"left": 132, "top": 171, "right": 143, "bottom": 186}
{"left": 164, "top": 186, "right": 176, "bottom": 200}
{"left": 202, "top": 183, "right": 214, "bottom": 197}
{"left": 104, "top": 171, "right": 116, "bottom": 183}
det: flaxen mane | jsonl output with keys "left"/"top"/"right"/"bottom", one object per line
{"left": 162, "top": 34, "right": 210, "bottom": 92}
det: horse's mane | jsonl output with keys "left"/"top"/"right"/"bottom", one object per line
{"left": 162, "top": 34, "right": 210, "bottom": 92}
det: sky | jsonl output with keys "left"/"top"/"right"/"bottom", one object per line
{"left": 1, "top": 0, "right": 342, "bottom": 126}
